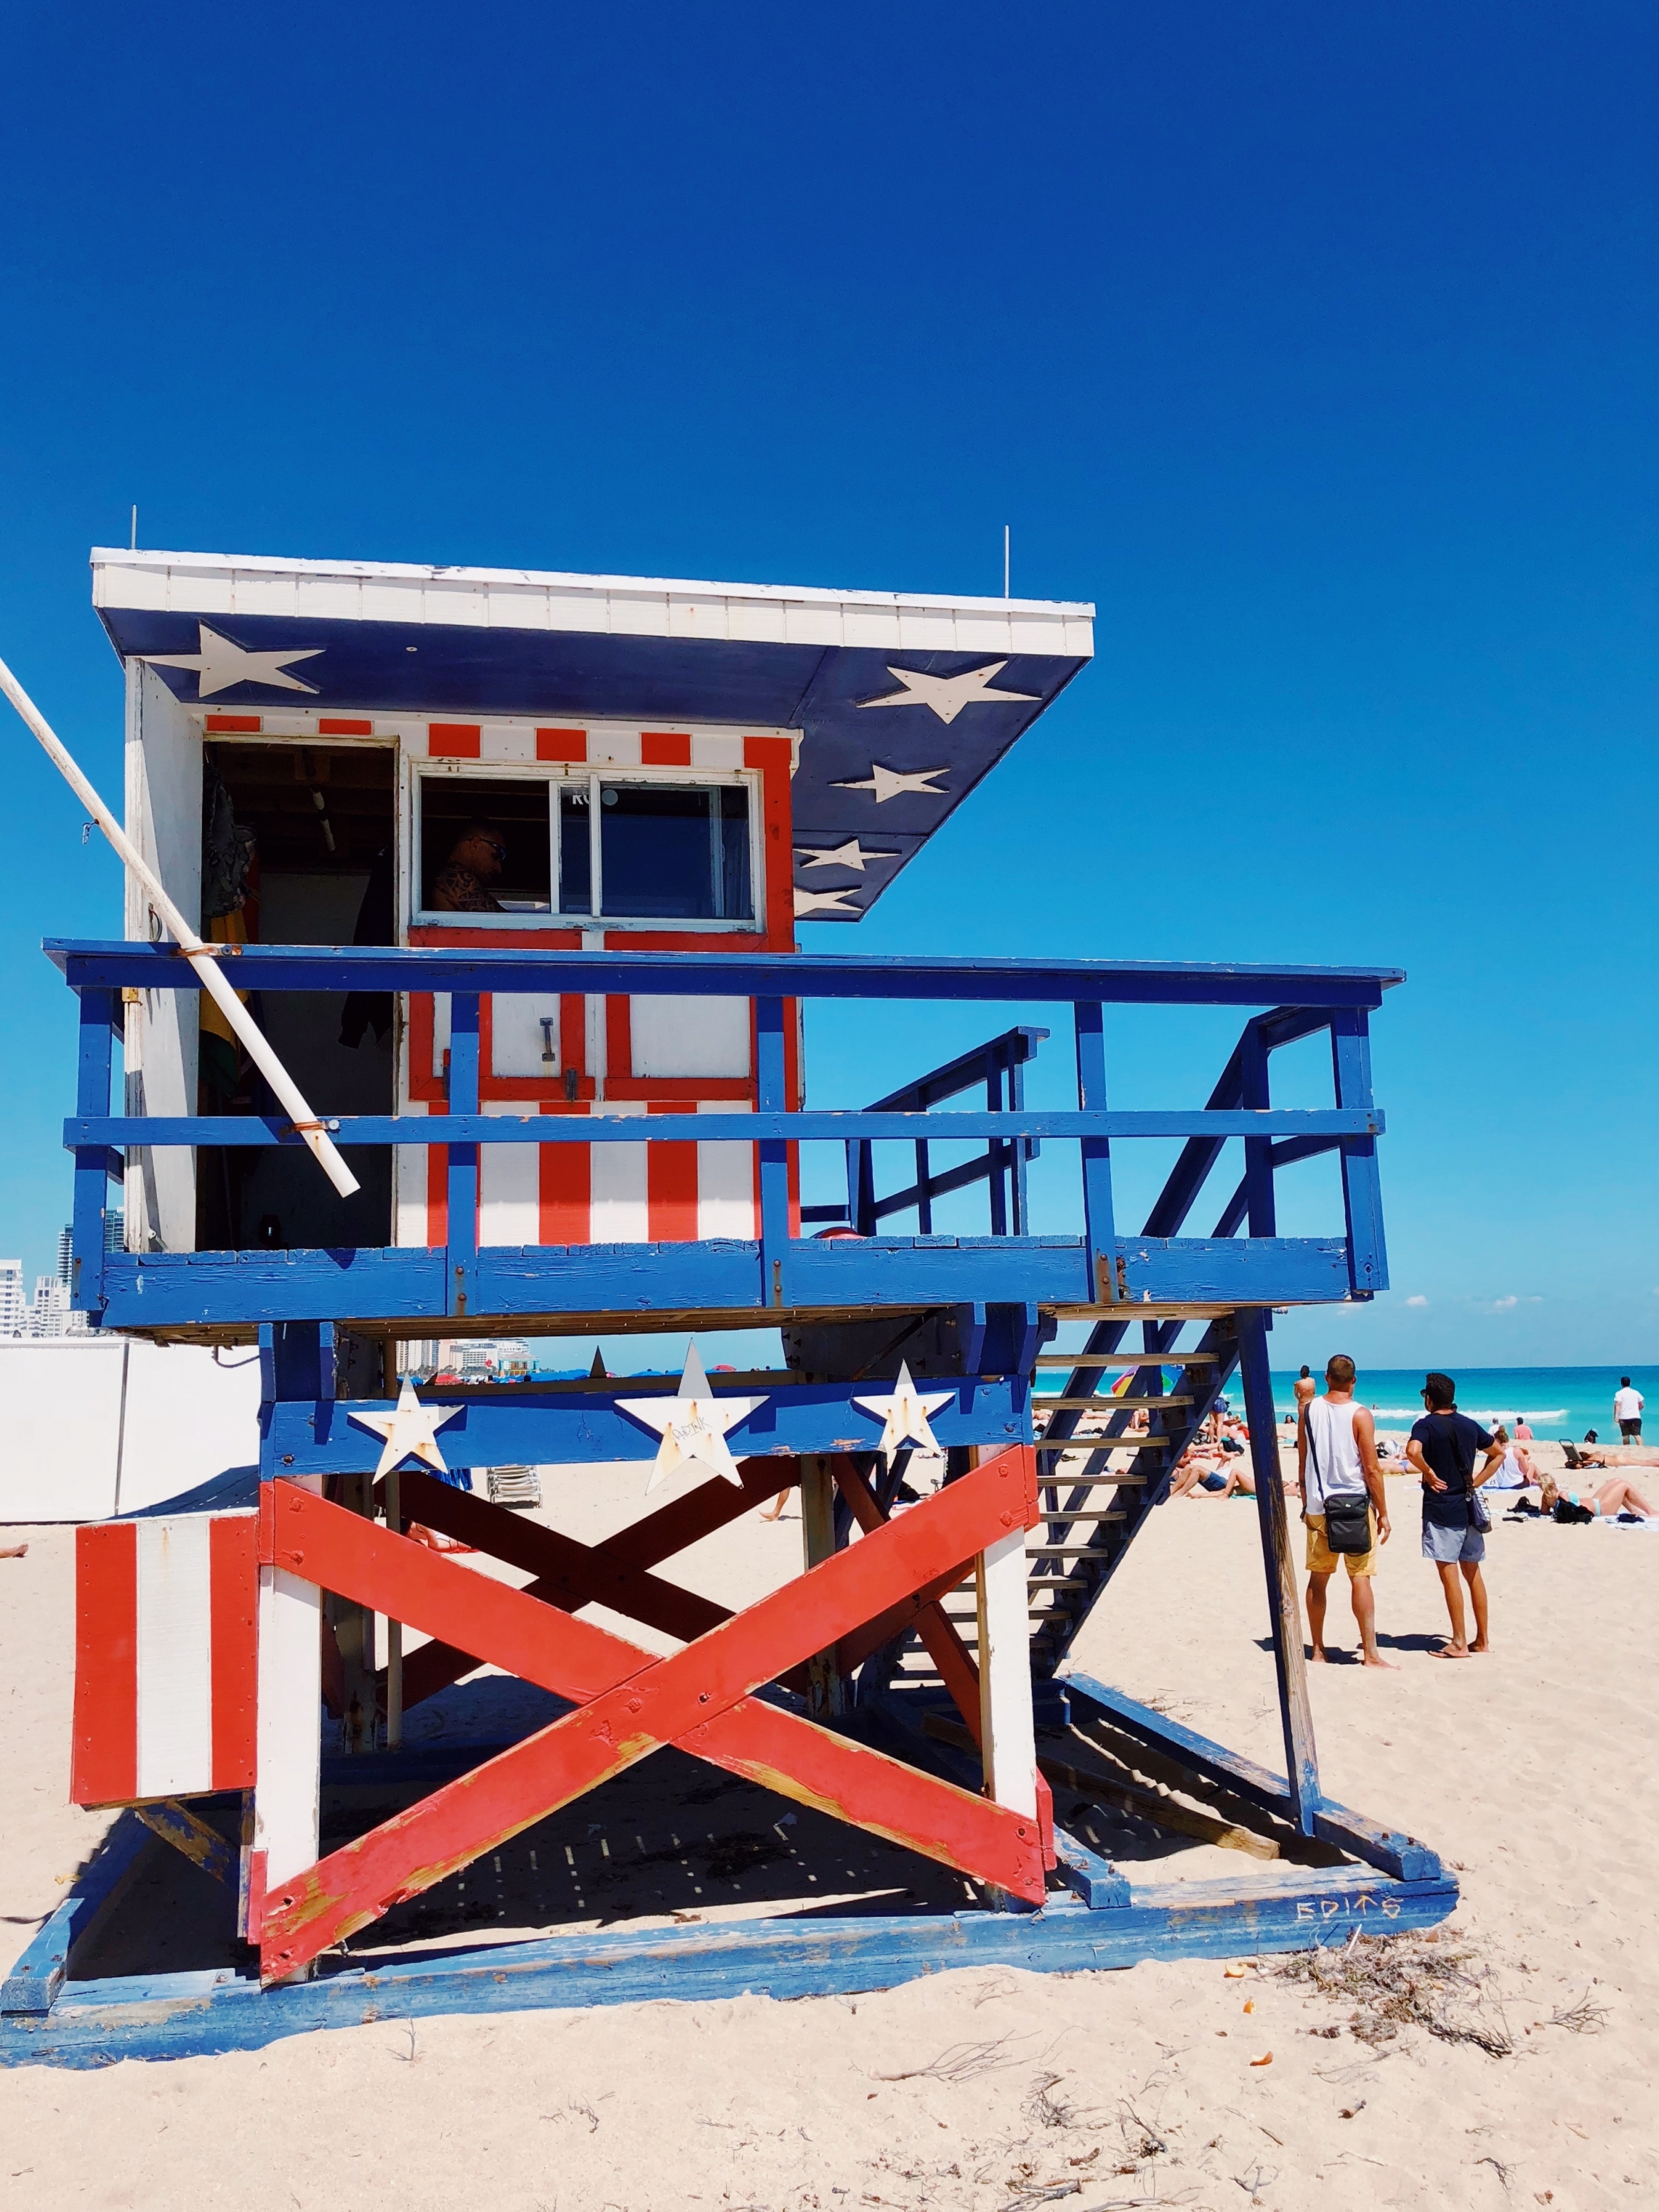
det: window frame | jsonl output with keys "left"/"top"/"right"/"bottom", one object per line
{"left": 407, "top": 759, "right": 764, "bottom": 933}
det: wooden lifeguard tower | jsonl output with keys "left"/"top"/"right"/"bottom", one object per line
{"left": 1, "top": 547, "right": 1454, "bottom": 2065}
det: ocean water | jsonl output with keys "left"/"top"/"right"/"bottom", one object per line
{"left": 1271, "top": 1367, "right": 1659, "bottom": 1440}
{"left": 1036, "top": 1364, "right": 1659, "bottom": 1441}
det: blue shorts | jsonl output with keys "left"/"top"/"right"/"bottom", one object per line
{"left": 1423, "top": 1520, "right": 1485, "bottom": 1564}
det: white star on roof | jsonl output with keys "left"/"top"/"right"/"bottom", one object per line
{"left": 140, "top": 622, "right": 323, "bottom": 698}
{"left": 348, "top": 1380, "right": 463, "bottom": 1481}
{"left": 853, "top": 1361, "right": 954, "bottom": 1459}
{"left": 794, "top": 838, "right": 899, "bottom": 873}
{"left": 615, "top": 1344, "right": 768, "bottom": 1492}
{"left": 832, "top": 763, "right": 949, "bottom": 804}
{"left": 794, "top": 886, "right": 864, "bottom": 919}
{"left": 856, "top": 660, "right": 1038, "bottom": 726}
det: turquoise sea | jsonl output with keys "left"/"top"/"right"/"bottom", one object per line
{"left": 1036, "top": 1365, "right": 1659, "bottom": 1441}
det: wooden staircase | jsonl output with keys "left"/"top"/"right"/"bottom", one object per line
{"left": 883, "top": 1311, "right": 1246, "bottom": 1701}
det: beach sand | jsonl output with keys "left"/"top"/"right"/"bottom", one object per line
{"left": 2, "top": 1446, "right": 1656, "bottom": 2210}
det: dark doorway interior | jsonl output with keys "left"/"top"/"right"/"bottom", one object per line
{"left": 196, "top": 742, "right": 397, "bottom": 1253}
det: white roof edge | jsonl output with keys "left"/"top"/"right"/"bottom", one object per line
{"left": 89, "top": 546, "right": 1095, "bottom": 624}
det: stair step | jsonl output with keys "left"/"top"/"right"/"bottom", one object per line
{"left": 1033, "top": 1349, "right": 1220, "bottom": 1367}
{"left": 1038, "top": 1507, "right": 1133, "bottom": 1522}
{"left": 1037, "top": 1436, "right": 1167, "bottom": 1454}
{"left": 1038, "top": 1473, "right": 1150, "bottom": 1490}
{"left": 1027, "top": 1542, "right": 1120, "bottom": 1559}
{"left": 1036, "top": 1394, "right": 1194, "bottom": 1411}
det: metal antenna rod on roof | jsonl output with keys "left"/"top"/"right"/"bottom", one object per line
{"left": 0, "top": 652, "right": 362, "bottom": 1199}
{"left": 1003, "top": 524, "right": 1010, "bottom": 600}
{"left": 129, "top": 505, "right": 137, "bottom": 552}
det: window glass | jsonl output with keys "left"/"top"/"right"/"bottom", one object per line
{"left": 419, "top": 778, "right": 551, "bottom": 912}
{"left": 559, "top": 785, "right": 592, "bottom": 915}
{"left": 598, "top": 782, "right": 751, "bottom": 921}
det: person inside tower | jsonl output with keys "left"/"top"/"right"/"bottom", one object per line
{"left": 431, "top": 823, "right": 508, "bottom": 912}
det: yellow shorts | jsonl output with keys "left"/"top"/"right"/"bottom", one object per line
{"left": 1305, "top": 1510, "right": 1376, "bottom": 1577}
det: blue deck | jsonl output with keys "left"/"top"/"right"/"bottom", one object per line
{"left": 51, "top": 941, "right": 1398, "bottom": 1335}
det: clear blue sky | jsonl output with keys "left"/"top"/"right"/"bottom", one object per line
{"left": 1, "top": 2, "right": 1652, "bottom": 1365}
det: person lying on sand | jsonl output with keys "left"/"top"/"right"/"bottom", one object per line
{"left": 1538, "top": 1470, "right": 1656, "bottom": 1519}
{"left": 1562, "top": 1438, "right": 1659, "bottom": 1471}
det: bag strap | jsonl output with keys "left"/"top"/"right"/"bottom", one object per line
{"left": 1304, "top": 1402, "right": 1324, "bottom": 1512}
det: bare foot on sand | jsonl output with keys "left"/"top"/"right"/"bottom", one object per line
{"left": 0, "top": 1544, "right": 28, "bottom": 1559}
{"left": 1309, "top": 1647, "right": 1329, "bottom": 1663}
{"left": 1362, "top": 1652, "right": 1400, "bottom": 1669}
{"left": 1431, "top": 1642, "right": 1472, "bottom": 1659}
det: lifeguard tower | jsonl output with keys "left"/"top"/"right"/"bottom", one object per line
{"left": 2, "top": 547, "right": 1454, "bottom": 2065}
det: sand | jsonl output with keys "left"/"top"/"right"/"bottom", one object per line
{"left": 2, "top": 1447, "right": 1656, "bottom": 2211}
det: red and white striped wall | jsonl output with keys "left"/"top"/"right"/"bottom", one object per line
{"left": 73, "top": 1515, "right": 258, "bottom": 1807}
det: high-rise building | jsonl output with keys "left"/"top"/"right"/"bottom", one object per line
{"left": 0, "top": 1259, "right": 26, "bottom": 1339}
{"left": 55, "top": 1225, "right": 73, "bottom": 1286}
{"left": 104, "top": 1207, "right": 125, "bottom": 1254}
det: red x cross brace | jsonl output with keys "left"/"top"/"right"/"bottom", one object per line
{"left": 256, "top": 1443, "right": 1043, "bottom": 1981}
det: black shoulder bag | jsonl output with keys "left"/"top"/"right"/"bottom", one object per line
{"left": 1307, "top": 1409, "right": 1372, "bottom": 1554}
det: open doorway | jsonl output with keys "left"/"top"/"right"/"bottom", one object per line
{"left": 196, "top": 742, "right": 397, "bottom": 1253}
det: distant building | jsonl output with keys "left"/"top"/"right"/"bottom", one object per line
{"left": 55, "top": 1225, "right": 73, "bottom": 1286}
{"left": 104, "top": 1207, "right": 125, "bottom": 1254}
{"left": 0, "top": 1260, "right": 25, "bottom": 1340}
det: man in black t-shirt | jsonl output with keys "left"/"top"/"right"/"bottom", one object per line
{"left": 1406, "top": 1371, "right": 1506, "bottom": 1659}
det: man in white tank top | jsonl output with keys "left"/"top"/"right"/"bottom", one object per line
{"left": 1295, "top": 1353, "right": 1395, "bottom": 1668}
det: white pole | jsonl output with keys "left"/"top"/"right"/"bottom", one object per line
{"left": 0, "top": 653, "right": 361, "bottom": 1198}
{"left": 1004, "top": 525, "right": 1010, "bottom": 599}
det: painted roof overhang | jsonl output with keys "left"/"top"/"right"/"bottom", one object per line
{"left": 91, "top": 549, "right": 1094, "bottom": 921}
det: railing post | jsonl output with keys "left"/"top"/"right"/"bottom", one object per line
{"left": 756, "top": 996, "right": 789, "bottom": 1307}
{"left": 1073, "top": 1002, "right": 1118, "bottom": 1304}
{"left": 71, "top": 988, "right": 115, "bottom": 1317}
{"left": 1329, "top": 1011, "right": 1387, "bottom": 1297}
{"left": 1239, "top": 1018, "right": 1277, "bottom": 1237}
{"left": 447, "top": 993, "right": 480, "bottom": 1317}
{"left": 986, "top": 1058, "right": 1008, "bottom": 1236}
{"left": 1009, "top": 1041, "right": 1031, "bottom": 1237}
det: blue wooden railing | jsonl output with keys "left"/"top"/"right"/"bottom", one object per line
{"left": 47, "top": 941, "right": 1398, "bottom": 1331}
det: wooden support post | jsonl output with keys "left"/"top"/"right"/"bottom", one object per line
{"left": 384, "top": 1470, "right": 402, "bottom": 1751}
{"left": 253, "top": 1482, "right": 324, "bottom": 1966}
{"left": 447, "top": 992, "right": 480, "bottom": 1317}
{"left": 1329, "top": 1010, "right": 1387, "bottom": 1297}
{"left": 1235, "top": 1309, "right": 1320, "bottom": 1833}
{"left": 975, "top": 1529, "right": 1038, "bottom": 1824}
{"left": 71, "top": 988, "right": 113, "bottom": 1319}
{"left": 756, "top": 995, "right": 789, "bottom": 1308}
{"left": 1074, "top": 1002, "right": 1118, "bottom": 1304}
{"left": 799, "top": 1456, "right": 847, "bottom": 1719}
{"left": 1239, "top": 1019, "right": 1277, "bottom": 1237}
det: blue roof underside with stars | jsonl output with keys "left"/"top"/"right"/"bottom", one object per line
{"left": 91, "top": 552, "right": 1094, "bottom": 921}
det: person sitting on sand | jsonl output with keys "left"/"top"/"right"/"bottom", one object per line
{"left": 1194, "top": 1459, "right": 1256, "bottom": 1500}
{"left": 1486, "top": 1426, "right": 1535, "bottom": 1490}
{"left": 1168, "top": 1447, "right": 1229, "bottom": 1498}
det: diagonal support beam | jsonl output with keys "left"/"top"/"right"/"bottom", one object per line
{"left": 256, "top": 1447, "right": 1042, "bottom": 1978}
{"left": 832, "top": 1454, "right": 983, "bottom": 1743}
{"left": 390, "top": 1458, "right": 796, "bottom": 1709}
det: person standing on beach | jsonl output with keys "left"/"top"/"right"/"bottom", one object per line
{"left": 1296, "top": 1355, "right": 1395, "bottom": 1668}
{"left": 1407, "top": 1372, "right": 1506, "bottom": 1659}
{"left": 1613, "top": 1377, "right": 1643, "bottom": 1444}
{"left": 1294, "top": 1365, "right": 1316, "bottom": 1414}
